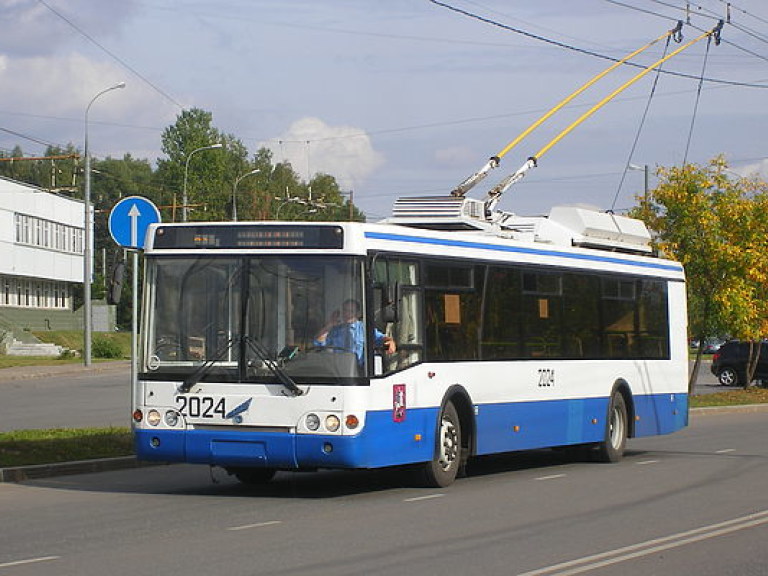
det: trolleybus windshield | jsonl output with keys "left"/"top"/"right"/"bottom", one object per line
{"left": 141, "top": 255, "right": 369, "bottom": 384}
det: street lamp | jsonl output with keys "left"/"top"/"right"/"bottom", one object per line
{"left": 628, "top": 163, "right": 649, "bottom": 204}
{"left": 84, "top": 81, "right": 125, "bottom": 367}
{"left": 182, "top": 143, "right": 224, "bottom": 222}
{"left": 232, "top": 168, "right": 260, "bottom": 221}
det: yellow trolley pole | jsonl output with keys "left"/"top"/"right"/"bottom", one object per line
{"left": 452, "top": 22, "right": 684, "bottom": 197}
{"left": 484, "top": 20, "right": 723, "bottom": 212}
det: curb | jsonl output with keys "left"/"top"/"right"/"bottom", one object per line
{"left": 0, "top": 456, "right": 162, "bottom": 483}
{"left": 2, "top": 405, "right": 767, "bottom": 483}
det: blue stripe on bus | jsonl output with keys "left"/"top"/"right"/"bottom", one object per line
{"left": 134, "top": 393, "right": 687, "bottom": 469}
{"left": 363, "top": 231, "right": 683, "bottom": 273}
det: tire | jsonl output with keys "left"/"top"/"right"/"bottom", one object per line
{"left": 596, "top": 392, "right": 628, "bottom": 463}
{"left": 422, "top": 401, "right": 462, "bottom": 487}
{"left": 717, "top": 367, "right": 740, "bottom": 387}
{"left": 229, "top": 467, "right": 276, "bottom": 485}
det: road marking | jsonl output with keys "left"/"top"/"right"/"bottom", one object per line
{"left": 535, "top": 474, "right": 566, "bottom": 481}
{"left": 715, "top": 448, "right": 736, "bottom": 454}
{"left": 227, "top": 520, "right": 282, "bottom": 531}
{"left": 404, "top": 493, "right": 445, "bottom": 502}
{"left": 0, "top": 556, "right": 60, "bottom": 569}
{"left": 635, "top": 459, "right": 659, "bottom": 465}
{"left": 517, "top": 509, "right": 768, "bottom": 576}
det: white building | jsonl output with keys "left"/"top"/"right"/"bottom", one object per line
{"left": 0, "top": 175, "right": 87, "bottom": 331}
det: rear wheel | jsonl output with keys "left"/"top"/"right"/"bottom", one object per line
{"left": 422, "top": 401, "right": 462, "bottom": 487}
{"left": 717, "top": 367, "right": 740, "bottom": 387}
{"left": 229, "top": 467, "right": 276, "bottom": 485}
{"left": 596, "top": 392, "right": 628, "bottom": 463}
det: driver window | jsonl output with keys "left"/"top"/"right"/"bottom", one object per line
{"left": 373, "top": 257, "right": 422, "bottom": 374}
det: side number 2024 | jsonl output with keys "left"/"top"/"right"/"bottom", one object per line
{"left": 538, "top": 369, "right": 555, "bottom": 387}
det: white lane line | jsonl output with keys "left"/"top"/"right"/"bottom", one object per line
{"left": 404, "top": 493, "right": 446, "bottom": 502}
{"left": 0, "top": 556, "right": 60, "bottom": 569}
{"left": 715, "top": 448, "right": 736, "bottom": 454}
{"left": 517, "top": 509, "right": 768, "bottom": 576}
{"left": 535, "top": 474, "right": 566, "bottom": 481}
{"left": 635, "top": 459, "right": 659, "bottom": 465}
{"left": 227, "top": 520, "right": 282, "bottom": 531}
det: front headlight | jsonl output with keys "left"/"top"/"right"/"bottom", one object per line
{"left": 164, "top": 410, "right": 179, "bottom": 427}
{"left": 325, "top": 414, "right": 341, "bottom": 433}
{"left": 147, "top": 410, "right": 162, "bottom": 426}
{"left": 306, "top": 413, "right": 320, "bottom": 431}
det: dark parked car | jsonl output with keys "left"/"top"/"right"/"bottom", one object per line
{"left": 710, "top": 341, "right": 768, "bottom": 386}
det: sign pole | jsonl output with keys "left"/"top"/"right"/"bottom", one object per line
{"left": 132, "top": 249, "right": 139, "bottom": 392}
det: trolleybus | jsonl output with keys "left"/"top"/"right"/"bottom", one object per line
{"left": 133, "top": 197, "right": 688, "bottom": 487}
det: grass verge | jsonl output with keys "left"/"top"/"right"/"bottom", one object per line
{"left": 690, "top": 387, "right": 768, "bottom": 408}
{"left": 0, "top": 427, "right": 133, "bottom": 468}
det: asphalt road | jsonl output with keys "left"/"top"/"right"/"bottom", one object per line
{"left": 0, "top": 358, "right": 724, "bottom": 433}
{"left": 0, "top": 410, "right": 766, "bottom": 576}
{"left": 0, "top": 362, "right": 129, "bottom": 432}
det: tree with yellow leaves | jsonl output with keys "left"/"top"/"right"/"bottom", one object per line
{"left": 632, "top": 156, "right": 768, "bottom": 391}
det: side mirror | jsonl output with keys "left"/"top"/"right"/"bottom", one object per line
{"left": 107, "top": 260, "right": 125, "bottom": 305}
{"left": 381, "top": 282, "right": 400, "bottom": 323}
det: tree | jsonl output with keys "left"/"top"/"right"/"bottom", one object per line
{"left": 632, "top": 156, "right": 768, "bottom": 390}
{"left": 156, "top": 108, "right": 249, "bottom": 221}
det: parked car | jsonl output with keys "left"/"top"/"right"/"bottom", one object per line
{"left": 710, "top": 341, "right": 768, "bottom": 386}
{"left": 691, "top": 337, "right": 726, "bottom": 354}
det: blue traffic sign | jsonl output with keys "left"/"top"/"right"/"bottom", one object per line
{"left": 108, "top": 196, "right": 161, "bottom": 249}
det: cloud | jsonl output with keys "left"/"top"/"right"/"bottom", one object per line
{"left": 733, "top": 159, "right": 768, "bottom": 180}
{"left": 0, "top": 0, "right": 137, "bottom": 58}
{"left": 268, "top": 117, "right": 384, "bottom": 190}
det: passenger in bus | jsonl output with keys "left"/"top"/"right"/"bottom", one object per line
{"left": 315, "top": 299, "right": 395, "bottom": 363}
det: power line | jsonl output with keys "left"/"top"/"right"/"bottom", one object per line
{"left": 426, "top": 0, "right": 768, "bottom": 88}
{"left": 37, "top": 0, "right": 184, "bottom": 110}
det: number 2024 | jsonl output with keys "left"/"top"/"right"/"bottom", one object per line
{"left": 538, "top": 369, "right": 555, "bottom": 387}
{"left": 176, "top": 396, "right": 226, "bottom": 418}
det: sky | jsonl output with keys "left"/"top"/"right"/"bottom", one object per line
{"left": 1, "top": 0, "right": 767, "bottom": 221}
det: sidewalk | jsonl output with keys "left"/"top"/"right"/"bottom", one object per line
{"left": 0, "top": 360, "right": 130, "bottom": 384}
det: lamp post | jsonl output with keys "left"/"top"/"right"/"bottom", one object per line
{"left": 182, "top": 143, "right": 223, "bottom": 222}
{"left": 84, "top": 81, "right": 125, "bottom": 367}
{"left": 232, "top": 169, "right": 260, "bottom": 221}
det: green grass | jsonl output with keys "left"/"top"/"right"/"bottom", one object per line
{"left": 0, "top": 355, "right": 85, "bottom": 369}
{"left": 690, "top": 387, "right": 768, "bottom": 408}
{"left": 0, "top": 427, "right": 133, "bottom": 468}
{"left": 32, "top": 330, "right": 132, "bottom": 359}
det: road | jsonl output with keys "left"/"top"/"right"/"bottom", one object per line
{"left": 0, "top": 358, "right": 725, "bottom": 433}
{"left": 0, "top": 410, "right": 766, "bottom": 575}
{"left": 0, "top": 363, "right": 129, "bottom": 432}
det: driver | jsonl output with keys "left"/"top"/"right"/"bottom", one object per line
{"left": 314, "top": 299, "right": 395, "bottom": 364}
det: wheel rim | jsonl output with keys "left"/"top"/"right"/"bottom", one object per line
{"left": 719, "top": 370, "right": 735, "bottom": 386}
{"left": 437, "top": 414, "right": 459, "bottom": 472}
{"left": 609, "top": 405, "right": 625, "bottom": 450}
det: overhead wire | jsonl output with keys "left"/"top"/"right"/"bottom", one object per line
{"left": 609, "top": 0, "right": 768, "bottom": 61}
{"left": 428, "top": 0, "right": 768, "bottom": 88}
{"left": 683, "top": 26, "right": 717, "bottom": 164}
{"left": 37, "top": 0, "right": 184, "bottom": 110}
{"left": 610, "top": 33, "right": 673, "bottom": 211}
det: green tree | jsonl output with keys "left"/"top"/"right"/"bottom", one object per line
{"left": 156, "top": 108, "right": 248, "bottom": 221}
{"left": 633, "top": 156, "right": 768, "bottom": 389}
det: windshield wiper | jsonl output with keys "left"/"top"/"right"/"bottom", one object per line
{"left": 244, "top": 336, "right": 303, "bottom": 396}
{"left": 178, "top": 336, "right": 238, "bottom": 393}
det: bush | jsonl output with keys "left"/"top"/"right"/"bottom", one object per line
{"left": 92, "top": 335, "right": 123, "bottom": 359}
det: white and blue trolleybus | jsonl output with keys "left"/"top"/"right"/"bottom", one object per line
{"left": 134, "top": 196, "right": 688, "bottom": 487}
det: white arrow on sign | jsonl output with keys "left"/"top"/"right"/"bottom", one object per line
{"left": 128, "top": 203, "right": 141, "bottom": 247}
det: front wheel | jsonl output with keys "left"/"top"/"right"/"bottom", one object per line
{"left": 596, "top": 392, "right": 628, "bottom": 463}
{"left": 421, "top": 401, "right": 462, "bottom": 487}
